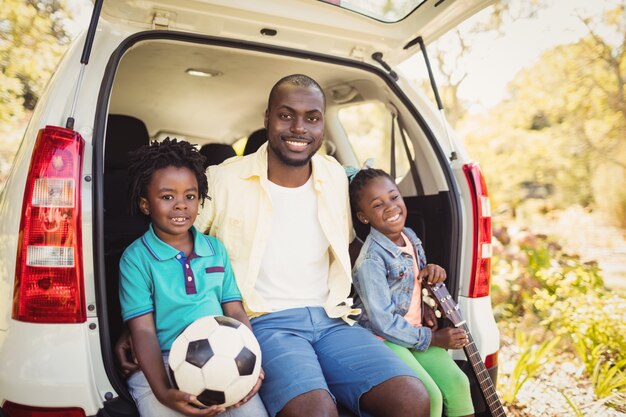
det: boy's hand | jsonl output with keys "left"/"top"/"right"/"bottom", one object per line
{"left": 419, "top": 264, "right": 446, "bottom": 285}
{"left": 114, "top": 327, "right": 139, "bottom": 376}
{"left": 231, "top": 368, "right": 265, "bottom": 408}
{"left": 430, "top": 327, "right": 468, "bottom": 350}
{"left": 159, "top": 388, "right": 226, "bottom": 416}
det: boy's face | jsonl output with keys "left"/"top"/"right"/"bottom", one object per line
{"left": 264, "top": 84, "right": 325, "bottom": 167}
{"left": 356, "top": 176, "right": 407, "bottom": 242}
{"left": 139, "top": 166, "right": 199, "bottom": 245}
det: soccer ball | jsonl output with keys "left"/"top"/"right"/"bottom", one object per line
{"left": 168, "top": 315, "right": 262, "bottom": 407}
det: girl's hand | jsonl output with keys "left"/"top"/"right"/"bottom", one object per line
{"left": 158, "top": 387, "right": 226, "bottom": 416}
{"left": 231, "top": 368, "right": 265, "bottom": 408}
{"left": 430, "top": 327, "right": 468, "bottom": 350}
{"left": 419, "top": 264, "right": 446, "bottom": 285}
{"left": 422, "top": 304, "right": 439, "bottom": 331}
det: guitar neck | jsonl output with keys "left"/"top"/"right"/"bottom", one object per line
{"left": 460, "top": 323, "right": 506, "bottom": 417}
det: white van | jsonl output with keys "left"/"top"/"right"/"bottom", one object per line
{"left": 0, "top": 1, "right": 499, "bottom": 416}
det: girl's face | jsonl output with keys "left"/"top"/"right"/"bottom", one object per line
{"left": 356, "top": 176, "right": 407, "bottom": 242}
{"left": 139, "top": 166, "right": 199, "bottom": 245}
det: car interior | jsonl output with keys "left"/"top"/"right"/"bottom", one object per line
{"left": 101, "top": 37, "right": 457, "bottom": 387}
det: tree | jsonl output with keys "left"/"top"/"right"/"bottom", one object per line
{"left": 464, "top": 1, "right": 626, "bottom": 226}
{"left": 410, "top": 0, "right": 544, "bottom": 127}
{"left": 0, "top": 0, "right": 73, "bottom": 126}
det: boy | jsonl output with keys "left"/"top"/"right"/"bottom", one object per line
{"left": 119, "top": 138, "right": 267, "bottom": 417}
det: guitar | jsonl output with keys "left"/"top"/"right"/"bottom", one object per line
{"left": 424, "top": 282, "right": 506, "bottom": 417}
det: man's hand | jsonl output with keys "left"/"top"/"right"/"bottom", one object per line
{"left": 430, "top": 327, "right": 468, "bottom": 350}
{"left": 418, "top": 263, "right": 446, "bottom": 285}
{"left": 114, "top": 326, "right": 139, "bottom": 376}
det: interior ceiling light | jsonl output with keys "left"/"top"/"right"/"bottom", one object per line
{"left": 185, "top": 68, "right": 222, "bottom": 77}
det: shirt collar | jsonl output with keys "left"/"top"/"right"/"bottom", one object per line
{"left": 239, "top": 141, "right": 330, "bottom": 189}
{"left": 368, "top": 227, "right": 405, "bottom": 258}
{"left": 142, "top": 224, "right": 215, "bottom": 261}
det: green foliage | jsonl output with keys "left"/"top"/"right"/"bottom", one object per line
{"left": 560, "top": 391, "right": 584, "bottom": 417}
{"left": 591, "top": 357, "right": 626, "bottom": 400}
{"left": 458, "top": 2, "right": 626, "bottom": 226}
{"left": 500, "top": 329, "right": 561, "bottom": 404}
{"left": 492, "top": 226, "right": 626, "bottom": 408}
{"left": 0, "top": 0, "right": 73, "bottom": 126}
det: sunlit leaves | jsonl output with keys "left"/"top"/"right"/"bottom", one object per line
{"left": 460, "top": 2, "right": 626, "bottom": 226}
{"left": 0, "top": 0, "right": 72, "bottom": 124}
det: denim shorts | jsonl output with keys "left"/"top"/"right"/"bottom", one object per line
{"left": 250, "top": 307, "right": 417, "bottom": 417}
{"left": 127, "top": 352, "right": 268, "bottom": 417}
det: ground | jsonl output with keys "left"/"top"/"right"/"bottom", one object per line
{"left": 495, "top": 205, "right": 626, "bottom": 417}
{"left": 499, "top": 332, "right": 626, "bottom": 417}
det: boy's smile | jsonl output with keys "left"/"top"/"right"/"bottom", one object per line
{"left": 139, "top": 166, "right": 199, "bottom": 248}
{"left": 357, "top": 176, "right": 407, "bottom": 245}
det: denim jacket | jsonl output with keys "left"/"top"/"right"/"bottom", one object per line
{"left": 352, "top": 227, "right": 432, "bottom": 351}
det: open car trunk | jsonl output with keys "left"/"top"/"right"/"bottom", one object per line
{"left": 94, "top": 33, "right": 463, "bottom": 415}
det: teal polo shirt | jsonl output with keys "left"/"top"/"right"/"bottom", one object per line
{"left": 119, "top": 224, "right": 241, "bottom": 350}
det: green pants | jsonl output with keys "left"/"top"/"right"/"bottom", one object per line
{"left": 384, "top": 341, "right": 474, "bottom": 417}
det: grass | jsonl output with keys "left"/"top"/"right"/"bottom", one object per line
{"left": 492, "top": 210, "right": 626, "bottom": 414}
{"left": 500, "top": 330, "right": 560, "bottom": 404}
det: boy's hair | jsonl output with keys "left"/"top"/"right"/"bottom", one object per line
{"left": 348, "top": 168, "right": 394, "bottom": 214}
{"left": 127, "top": 137, "right": 209, "bottom": 215}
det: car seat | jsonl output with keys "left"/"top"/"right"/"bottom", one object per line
{"left": 103, "top": 115, "right": 150, "bottom": 249}
{"left": 103, "top": 114, "right": 150, "bottom": 348}
{"left": 243, "top": 128, "right": 267, "bottom": 155}
{"left": 199, "top": 143, "right": 236, "bottom": 168}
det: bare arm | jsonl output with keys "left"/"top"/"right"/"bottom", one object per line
{"left": 115, "top": 324, "right": 139, "bottom": 376}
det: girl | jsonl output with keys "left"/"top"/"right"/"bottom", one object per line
{"left": 119, "top": 138, "right": 267, "bottom": 417}
{"left": 348, "top": 167, "right": 474, "bottom": 417}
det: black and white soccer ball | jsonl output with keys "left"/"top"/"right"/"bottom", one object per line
{"left": 168, "top": 315, "right": 262, "bottom": 407}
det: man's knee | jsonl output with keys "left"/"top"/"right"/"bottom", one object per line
{"left": 278, "top": 389, "right": 338, "bottom": 417}
{"left": 361, "top": 376, "right": 430, "bottom": 417}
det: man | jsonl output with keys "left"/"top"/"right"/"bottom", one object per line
{"left": 118, "top": 74, "right": 430, "bottom": 417}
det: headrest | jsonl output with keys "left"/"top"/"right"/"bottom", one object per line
{"left": 105, "top": 114, "right": 150, "bottom": 170}
{"left": 243, "top": 128, "right": 267, "bottom": 156}
{"left": 199, "top": 143, "right": 237, "bottom": 168}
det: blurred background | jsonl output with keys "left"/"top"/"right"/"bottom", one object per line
{"left": 1, "top": 0, "right": 625, "bottom": 415}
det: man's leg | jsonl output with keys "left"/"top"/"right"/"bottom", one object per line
{"left": 359, "top": 375, "right": 430, "bottom": 417}
{"left": 251, "top": 308, "right": 338, "bottom": 417}
{"left": 279, "top": 389, "right": 338, "bottom": 417}
{"left": 309, "top": 308, "right": 429, "bottom": 417}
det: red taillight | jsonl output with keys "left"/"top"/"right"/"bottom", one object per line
{"left": 2, "top": 402, "right": 86, "bottom": 417}
{"left": 463, "top": 162, "right": 492, "bottom": 298}
{"left": 12, "top": 126, "right": 86, "bottom": 323}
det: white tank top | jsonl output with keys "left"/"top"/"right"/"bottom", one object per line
{"left": 255, "top": 177, "right": 330, "bottom": 311}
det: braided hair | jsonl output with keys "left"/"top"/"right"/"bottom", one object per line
{"left": 348, "top": 168, "right": 394, "bottom": 217}
{"left": 127, "top": 137, "right": 208, "bottom": 215}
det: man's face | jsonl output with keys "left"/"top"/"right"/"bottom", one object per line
{"left": 264, "top": 84, "right": 324, "bottom": 167}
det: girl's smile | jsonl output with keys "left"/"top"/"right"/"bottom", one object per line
{"left": 356, "top": 176, "right": 407, "bottom": 245}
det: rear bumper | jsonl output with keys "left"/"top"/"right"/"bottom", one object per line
{"left": 0, "top": 322, "right": 106, "bottom": 414}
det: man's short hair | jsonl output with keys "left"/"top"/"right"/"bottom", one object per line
{"left": 268, "top": 74, "right": 326, "bottom": 109}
